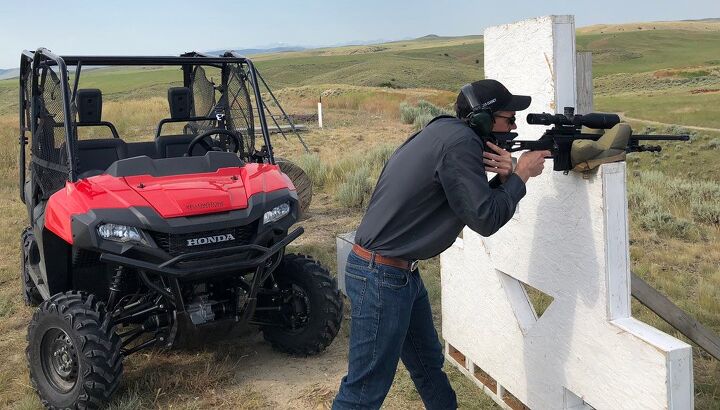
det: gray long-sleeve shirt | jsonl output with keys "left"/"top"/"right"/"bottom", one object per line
{"left": 355, "top": 117, "right": 526, "bottom": 260}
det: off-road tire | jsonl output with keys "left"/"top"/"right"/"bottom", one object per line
{"left": 276, "top": 158, "right": 312, "bottom": 218}
{"left": 27, "top": 291, "right": 123, "bottom": 409}
{"left": 262, "top": 254, "right": 342, "bottom": 356}
{"left": 21, "top": 227, "right": 43, "bottom": 306}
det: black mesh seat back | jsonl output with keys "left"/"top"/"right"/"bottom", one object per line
{"left": 156, "top": 135, "right": 208, "bottom": 158}
{"left": 76, "top": 139, "right": 128, "bottom": 177}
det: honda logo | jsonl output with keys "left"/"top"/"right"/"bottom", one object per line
{"left": 186, "top": 233, "right": 236, "bottom": 247}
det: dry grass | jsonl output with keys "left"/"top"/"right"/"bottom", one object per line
{"left": 578, "top": 21, "right": 720, "bottom": 34}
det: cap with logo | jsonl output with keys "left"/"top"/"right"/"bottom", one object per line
{"left": 456, "top": 79, "right": 531, "bottom": 118}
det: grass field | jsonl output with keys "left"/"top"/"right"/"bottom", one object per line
{"left": 0, "top": 21, "right": 719, "bottom": 409}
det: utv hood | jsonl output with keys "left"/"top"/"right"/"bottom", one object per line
{"left": 123, "top": 169, "right": 248, "bottom": 218}
{"left": 44, "top": 162, "right": 295, "bottom": 245}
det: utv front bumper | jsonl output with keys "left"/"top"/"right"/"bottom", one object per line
{"left": 99, "top": 227, "right": 303, "bottom": 278}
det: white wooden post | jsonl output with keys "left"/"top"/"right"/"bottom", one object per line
{"left": 441, "top": 15, "right": 693, "bottom": 410}
{"left": 576, "top": 52, "right": 594, "bottom": 114}
{"left": 318, "top": 96, "right": 324, "bottom": 128}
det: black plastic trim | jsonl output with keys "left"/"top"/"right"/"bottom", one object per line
{"left": 100, "top": 227, "right": 302, "bottom": 278}
{"left": 105, "top": 151, "right": 244, "bottom": 178}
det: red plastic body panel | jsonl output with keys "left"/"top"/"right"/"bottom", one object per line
{"left": 44, "top": 163, "right": 294, "bottom": 244}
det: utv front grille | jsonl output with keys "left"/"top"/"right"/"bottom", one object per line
{"left": 149, "top": 223, "right": 256, "bottom": 256}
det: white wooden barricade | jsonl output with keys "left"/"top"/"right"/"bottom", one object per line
{"left": 441, "top": 15, "right": 693, "bottom": 410}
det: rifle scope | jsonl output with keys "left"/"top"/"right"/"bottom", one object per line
{"left": 526, "top": 112, "right": 621, "bottom": 130}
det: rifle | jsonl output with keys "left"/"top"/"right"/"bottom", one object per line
{"left": 489, "top": 107, "right": 690, "bottom": 172}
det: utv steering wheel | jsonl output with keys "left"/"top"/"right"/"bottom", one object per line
{"left": 186, "top": 128, "right": 242, "bottom": 156}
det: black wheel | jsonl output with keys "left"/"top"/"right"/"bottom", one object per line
{"left": 27, "top": 291, "right": 123, "bottom": 409}
{"left": 21, "top": 227, "right": 43, "bottom": 306}
{"left": 262, "top": 254, "right": 343, "bottom": 356}
{"left": 276, "top": 158, "right": 313, "bottom": 218}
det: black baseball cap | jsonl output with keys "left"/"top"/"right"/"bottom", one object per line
{"left": 455, "top": 79, "right": 531, "bottom": 118}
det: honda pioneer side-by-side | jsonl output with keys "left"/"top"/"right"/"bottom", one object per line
{"left": 18, "top": 48, "right": 342, "bottom": 408}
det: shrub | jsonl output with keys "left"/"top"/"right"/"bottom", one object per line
{"left": 336, "top": 166, "right": 372, "bottom": 209}
{"left": 399, "top": 102, "right": 417, "bottom": 124}
{"left": 297, "top": 154, "right": 327, "bottom": 187}
{"left": 365, "top": 144, "right": 396, "bottom": 170}
{"left": 413, "top": 112, "right": 435, "bottom": 130}
{"left": 416, "top": 100, "right": 451, "bottom": 117}
{"left": 666, "top": 178, "right": 695, "bottom": 202}
{"left": 691, "top": 203, "right": 720, "bottom": 225}
{"left": 626, "top": 170, "right": 720, "bottom": 239}
{"left": 627, "top": 183, "right": 662, "bottom": 213}
{"left": 638, "top": 211, "right": 698, "bottom": 240}
{"left": 706, "top": 138, "right": 720, "bottom": 150}
{"left": 398, "top": 100, "right": 454, "bottom": 130}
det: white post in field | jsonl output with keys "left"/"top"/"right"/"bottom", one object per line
{"left": 318, "top": 95, "right": 324, "bottom": 128}
{"left": 441, "top": 15, "right": 693, "bottom": 410}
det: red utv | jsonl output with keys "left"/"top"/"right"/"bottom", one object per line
{"left": 18, "top": 48, "right": 342, "bottom": 409}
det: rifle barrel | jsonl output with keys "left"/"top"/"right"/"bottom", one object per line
{"left": 631, "top": 134, "right": 690, "bottom": 141}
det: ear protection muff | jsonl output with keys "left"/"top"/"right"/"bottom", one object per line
{"left": 460, "top": 83, "right": 493, "bottom": 137}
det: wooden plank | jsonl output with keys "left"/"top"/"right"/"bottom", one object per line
{"left": 235, "top": 124, "right": 308, "bottom": 135}
{"left": 603, "top": 164, "right": 631, "bottom": 320}
{"left": 576, "top": 52, "right": 593, "bottom": 114}
{"left": 631, "top": 272, "right": 720, "bottom": 361}
{"left": 264, "top": 124, "right": 308, "bottom": 135}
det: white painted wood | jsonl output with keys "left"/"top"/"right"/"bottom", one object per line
{"left": 602, "top": 165, "right": 631, "bottom": 320}
{"left": 497, "top": 270, "right": 538, "bottom": 334}
{"left": 552, "top": 15, "right": 577, "bottom": 114}
{"left": 317, "top": 102, "right": 323, "bottom": 128}
{"left": 443, "top": 15, "right": 693, "bottom": 410}
{"left": 335, "top": 231, "right": 355, "bottom": 296}
{"left": 484, "top": 15, "right": 577, "bottom": 139}
{"left": 576, "top": 52, "right": 594, "bottom": 114}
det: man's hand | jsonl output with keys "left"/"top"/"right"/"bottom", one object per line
{"left": 514, "top": 150, "right": 551, "bottom": 183}
{"left": 483, "top": 142, "right": 514, "bottom": 183}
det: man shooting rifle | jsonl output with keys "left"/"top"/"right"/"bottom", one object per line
{"left": 332, "top": 79, "right": 549, "bottom": 410}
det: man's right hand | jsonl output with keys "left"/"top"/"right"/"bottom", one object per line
{"left": 514, "top": 150, "right": 551, "bottom": 183}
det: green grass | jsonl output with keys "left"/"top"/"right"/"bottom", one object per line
{"left": 596, "top": 92, "right": 720, "bottom": 129}
{"left": 576, "top": 29, "right": 720, "bottom": 76}
{"left": 255, "top": 42, "right": 485, "bottom": 91}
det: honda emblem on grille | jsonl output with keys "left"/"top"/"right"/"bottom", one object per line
{"left": 186, "top": 233, "right": 236, "bottom": 247}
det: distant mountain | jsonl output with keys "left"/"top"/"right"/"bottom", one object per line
{"left": 680, "top": 17, "right": 720, "bottom": 22}
{"left": 204, "top": 46, "right": 306, "bottom": 56}
{"left": 0, "top": 68, "right": 20, "bottom": 80}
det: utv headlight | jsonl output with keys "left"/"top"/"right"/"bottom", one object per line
{"left": 97, "top": 223, "right": 148, "bottom": 245}
{"left": 263, "top": 202, "right": 291, "bottom": 224}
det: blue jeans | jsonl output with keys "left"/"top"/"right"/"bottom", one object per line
{"left": 333, "top": 251, "right": 457, "bottom": 410}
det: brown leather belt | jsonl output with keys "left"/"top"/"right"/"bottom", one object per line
{"left": 352, "top": 244, "right": 418, "bottom": 271}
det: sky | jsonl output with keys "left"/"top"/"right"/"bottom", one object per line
{"left": 1, "top": 0, "right": 719, "bottom": 68}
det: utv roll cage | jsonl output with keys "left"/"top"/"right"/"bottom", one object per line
{"left": 18, "top": 48, "right": 298, "bottom": 204}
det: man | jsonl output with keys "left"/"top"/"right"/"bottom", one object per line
{"left": 333, "top": 79, "right": 549, "bottom": 409}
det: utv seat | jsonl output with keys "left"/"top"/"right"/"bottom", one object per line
{"left": 76, "top": 139, "right": 128, "bottom": 179}
{"left": 155, "top": 87, "right": 210, "bottom": 158}
{"left": 156, "top": 134, "right": 212, "bottom": 158}
{"left": 75, "top": 89, "right": 120, "bottom": 139}
{"left": 126, "top": 141, "right": 159, "bottom": 159}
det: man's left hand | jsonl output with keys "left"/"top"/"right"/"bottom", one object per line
{"left": 483, "top": 141, "right": 514, "bottom": 183}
